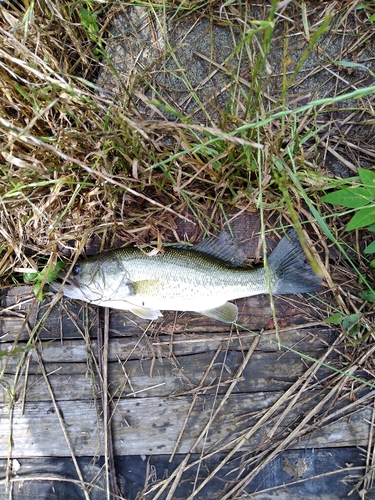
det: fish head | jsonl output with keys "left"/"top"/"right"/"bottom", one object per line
{"left": 53, "top": 254, "right": 134, "bottom": 304}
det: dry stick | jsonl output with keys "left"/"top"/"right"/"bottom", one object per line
{"left": 154, "top": 321, "right": 329, "bottom": 349}
{"left": 0, "top": 474, "right": 127, "bottom": 497}
{"left": 223, "top": 349, "right": 371, "bottom": 497}
{"left": 104, "top": 308, "right": 122, "bottom": 500}
{"left": 20, "top": 352, "right": 31, "bottom": 416}
{"left": 97, "top": 309, "right": 109, "bottom": 500}
{"left": 365, "top": 399, "right": 375, "bottom": 492}
{"left": 155, "top": 336, "right": 259, "bottom": 500}
{"left": 265, "top": 337, "right": 353, "bottom": 440}
{"left": 0, "top": 291, "right": 43, "bottom": 379}
{"left": 164, "top": 356, "right": 226, "bottom": 500}
{"left": 33, "top": 349, "right": 90, "bottom": 500}
{"left": 364, "top": 400, "right": 375, "bottom": 494}
{"left": 187, "top": 331, "right": 346, "bottom": 499}
{"left": 250, "top": 466, "right": 365, "bottom": 497}
{"left": 190, "top": 337, "right": 247, "bottom": 495}
{"left": 97, "top": 308, "right": 122, "bottom": 500}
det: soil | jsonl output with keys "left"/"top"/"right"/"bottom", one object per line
{"left": 98, "top": 2, "right": 375, "bottom": 179}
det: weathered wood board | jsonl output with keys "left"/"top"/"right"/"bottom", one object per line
{"left": 1, "top": 341, "right": 336, "bottom": 402}
{"left": 0, "top": 395, "right": 372, "bottom": 457}
{"left": 0, "top": 284, "right": 371, "bottom": 454}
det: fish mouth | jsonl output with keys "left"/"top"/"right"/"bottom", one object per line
{"left": 50, "top": 269, "right": 73, "bottom": 289}
{"left": 49, "top": 278, "right": 73, "bottom": 292}
{"left": 50, "top": 282, "right": 87, "bottom": 302}
{"left": 49, "top": 274, "right": 84, "bottom": 300}
{"left": 50, "top": 272, "right": 105, "bottom": 303}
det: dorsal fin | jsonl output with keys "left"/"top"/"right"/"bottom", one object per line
{"left": 193, "top": 231, "right": 246, "bottom": 266}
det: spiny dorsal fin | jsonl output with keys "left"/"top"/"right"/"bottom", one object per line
{"left": 192, "top": 232, "right": 246, "bottom": 266}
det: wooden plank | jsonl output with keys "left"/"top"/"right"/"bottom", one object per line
{"left": 0, "top": 348, "right": 335, "bottom": 402}
{"left": 0, "top": 322, "right": 337, "bottom": 365}
{"left": 0, "top": 395, "right": 371, "bottom": 458}
{"left": 1, "top": 283, "right": 355, "bottom": 462}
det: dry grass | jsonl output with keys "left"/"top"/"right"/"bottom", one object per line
{"left": 1, "top": 0, "right": 375, "bottom": 499}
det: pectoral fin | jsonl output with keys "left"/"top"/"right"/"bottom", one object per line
{"left": 128, "top": 280, "right": 164, "bottom": 320}
{"left": 132, "top": 280, "right": 163, "bottom": 295}
{"left": 129, "top": 306, "right": 163, "bottom": 321}
{"left": 199, "top": 302, "right": 238, "bottom": 323}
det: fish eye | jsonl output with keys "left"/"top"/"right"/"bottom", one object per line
{"left": 72, "top": 264, "right": 82, "bottom": 275}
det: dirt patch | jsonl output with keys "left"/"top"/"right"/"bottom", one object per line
{"left": 99, "top": 1, "right": 375, "bottom": 179}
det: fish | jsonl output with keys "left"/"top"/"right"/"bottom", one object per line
{"left": 52, "top": 230, "right": 321, "bottom": 323}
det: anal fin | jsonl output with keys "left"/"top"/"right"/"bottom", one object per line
{"left": 199, "top": 302, "right": 238, "bottom": 323}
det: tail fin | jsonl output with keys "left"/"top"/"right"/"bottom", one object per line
{"left": 268, "top": 229, "right": 322, "bottom": 294}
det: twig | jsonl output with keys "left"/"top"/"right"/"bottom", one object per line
{"left": 97, "top": 308, "right": 122, "bottom": 500}
{"left": 34, "top": 350, "right": 90, "bottom": 500}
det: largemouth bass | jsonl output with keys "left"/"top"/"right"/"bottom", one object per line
{"left": 54, "top": 230, "right": 321, "bottom": 323}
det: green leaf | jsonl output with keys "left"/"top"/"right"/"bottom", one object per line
{"left": 22, "top": 261, "right": 66, "bottom": 297}
{"left": 364, "top": 240, "right": 375, "bottom": 254}
{"left": 55, "top": 261, "right": 66, "bottom": 272}
{"left": 342, "top": 313, "right": 361, "bottom": 336}
{"left": 359, "top": 290, "right": 375, "bottom": 302}
{"left": 346, "top": 206, "right": 375, "bottom": 231}
{"left": 23, "top": 272, "right": 39, "bottom": 283}
{"left": 324, "top": 312, "right": 343, "bottom": 324}
{"left": 322, "top": 187, "right": 373, "bottom": 208}
{"left": 79, "top": 8, "right": 89, "bottom": 24}
{"left": 33, "top": 282, "right": 43, "bottom": 301}
{"left": 358, "top": 167, "right": 375, "bottom": 196}
{"left": 79, "top": 8, "right": 99, "bottom": 35}
{"left": 44, "top": 261, "right": 66, "bottom": 284}
{"left": 332, "top": 60, "right": 375, "bottom": 78}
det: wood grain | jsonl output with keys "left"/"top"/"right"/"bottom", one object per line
{"left": 0, "top": 395, "right": 370, "bottom": 458}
